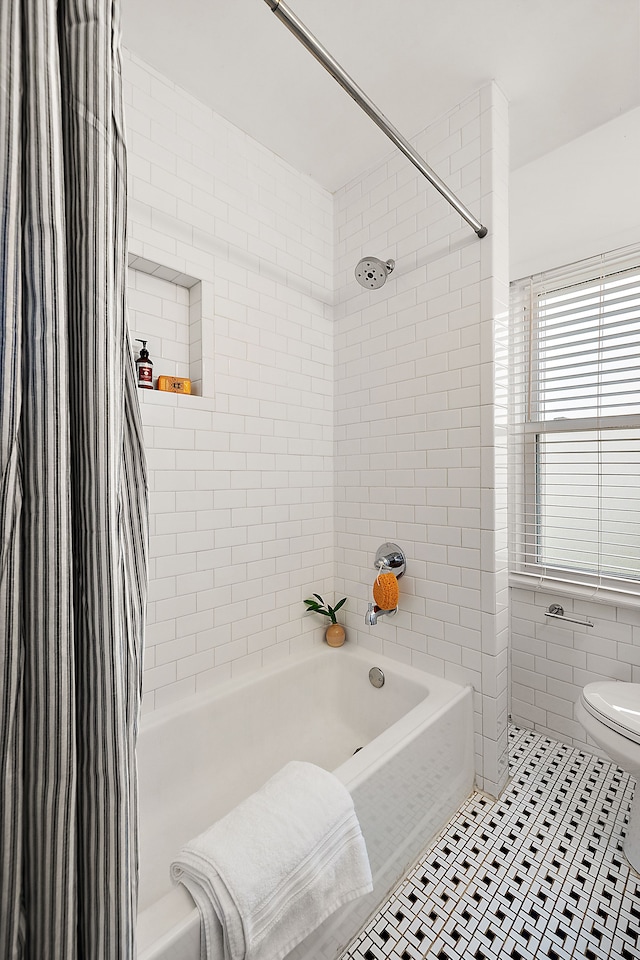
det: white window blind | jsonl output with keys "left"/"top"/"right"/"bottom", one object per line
{"left": 509, "top": 245, "right": 640, "bottom": 603}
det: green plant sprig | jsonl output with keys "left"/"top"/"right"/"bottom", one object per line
{"left": 304, "top": 593, "right": 347, "bottom": 625}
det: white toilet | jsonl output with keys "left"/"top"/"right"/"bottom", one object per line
{"left": 576, "top": 681, "right": 640, "bottom": 872}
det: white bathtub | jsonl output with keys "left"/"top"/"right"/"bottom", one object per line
{"left": 136, "top": 644, "right": 475, "bottom": 960}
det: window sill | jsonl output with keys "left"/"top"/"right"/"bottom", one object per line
{"left": 509, "top": 571, "right": 640, "bottom": 611}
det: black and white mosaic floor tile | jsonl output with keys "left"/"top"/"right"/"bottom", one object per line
{"left": 342, "top": 725, "right": 640, "bottom": 960}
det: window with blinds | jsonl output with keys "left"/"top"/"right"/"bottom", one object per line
{"left": 509, "top": 245, "right": 640, "bottom": 600}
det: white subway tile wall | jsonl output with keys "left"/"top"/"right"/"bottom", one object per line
{"left": 510, "top": 587, "right": 640, "bottom": 751}
{"left": 332, "top": 84, "right": 510, "bottom": 795}
{"left": 124, "top": 49, "right": 335, "bottom": 714}
{"left": 124, "top": 50, "right": 510, "bottom": 794}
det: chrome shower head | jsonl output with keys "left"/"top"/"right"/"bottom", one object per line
{"left": 354, "top": 257, "right": 395, "bottom": 290}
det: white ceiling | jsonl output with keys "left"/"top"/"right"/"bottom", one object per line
{"left": 122, "top": 0, "right": 640, "bottom": 194}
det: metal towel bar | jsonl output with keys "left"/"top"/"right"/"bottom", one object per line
{"left": 545, "top": 604, "right": 594, "bottom": 628}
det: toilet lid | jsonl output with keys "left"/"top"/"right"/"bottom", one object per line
{"left": 581, "top": 682, "right": 640, "bottom": 745}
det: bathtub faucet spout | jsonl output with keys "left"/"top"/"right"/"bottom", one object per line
{"left": 365, "top": 602, "right": 398, "bottom": 626}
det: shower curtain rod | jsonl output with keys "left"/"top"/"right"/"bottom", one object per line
{"left": 263, "top": 0, "right": 487, "bottom": 239}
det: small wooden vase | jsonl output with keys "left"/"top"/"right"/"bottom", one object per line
{"left": 325, "top": 623, "right": 346, "bottom": 647}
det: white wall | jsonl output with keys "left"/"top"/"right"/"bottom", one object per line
{"left": 123, "top": 50, "right": 336, "bottom": 713}
{"left": 124, "top": 51, "right": 510, "bottom": 794}
{"left": 511, "top": 588, "right": 640, "bottom": 746}
{"left": 509, "top": 106, "right": 640, "bottom": 749}
{"left": 333, "top": 85, "right": 510, "bottom": 795}
{"left": 124, "top": 45, "right": 640, "bottom": 762}
{"left": 511, "top": 106, "right": 640, "bottom": 280}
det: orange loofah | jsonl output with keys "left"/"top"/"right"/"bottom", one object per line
{"left": 373, "top": 572, "right": 399, "bottom": 610}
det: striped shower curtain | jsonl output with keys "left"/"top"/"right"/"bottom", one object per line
{"left": 0, "top": 1, "right": 148, "bottom": 957}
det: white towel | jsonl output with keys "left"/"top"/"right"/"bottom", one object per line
{"left": 170, "top": 761, "right": 373, "bottom": 960}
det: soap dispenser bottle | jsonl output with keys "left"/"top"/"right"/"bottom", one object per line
{"left": 135, "top": 339, "right": 153, "bottom": 389}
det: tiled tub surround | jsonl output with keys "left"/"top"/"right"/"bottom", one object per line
{"left": 332, "top": 84, "right": 510, "bottom": 796}
{"left": 136, "top": 645, "right": 475, "bottom": 960}
{"left": 123, "top": 47, "right": 510, "bottom": 796}
{"left": 342, "top": 724, "right": 640, "bottom": 960}
{"left": 123, "top": 48, "right": 336, "bottom": 714}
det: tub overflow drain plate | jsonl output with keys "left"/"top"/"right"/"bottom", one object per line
{"left": 369, "top": 666, "right": 385, "bottom": 688}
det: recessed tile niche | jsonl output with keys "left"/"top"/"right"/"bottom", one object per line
{"left": 127, "top": 254, "right": 203, "bottom": 395}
